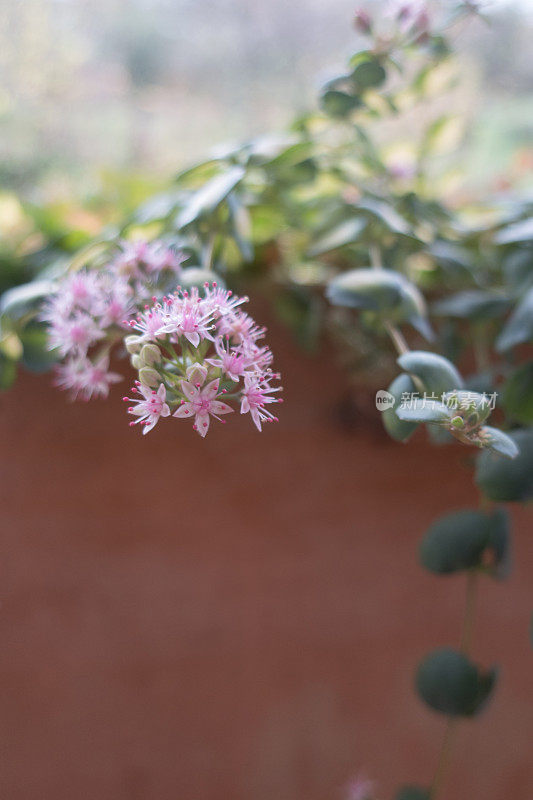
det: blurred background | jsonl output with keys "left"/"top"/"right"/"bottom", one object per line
{"left": 2, "top": 0, "right": 533, "bottom": 196}
{"left": 1, "top": 2, "right": 532, "bottom": 800}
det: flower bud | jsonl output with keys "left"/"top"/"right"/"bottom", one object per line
{"left": 443, "top": 391, "right": 492, "bottom": 432}
{"left": 186, "top": 362, "right": 208, "bottom": 386}
{"left": 354, "top": 8, "right": 372, "bottom": 35}
{"left": 138, "top": 367, "right": 160, "bottom": 388}
{"left": 125, "top": 334, "right": 143, "bottom": 354}
{"left": 131, "top": 354, "right": 143, "bottom": 370}
{"left": 140, "top": 343, "right": 162, "bottom": 366}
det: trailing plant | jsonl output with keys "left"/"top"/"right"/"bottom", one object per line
{"left": 0, "top": 1, "right": 531, "bottom": 796}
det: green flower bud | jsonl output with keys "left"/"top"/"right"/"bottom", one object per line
{"left": 138, "top": 367, "right": 160, "bottom": 388}
{"left": 140, "top": 344, "right": 162, "bottom": 366}
{"left": 443, "top": 390, "right": 492, "bottom": 431}
{"left": 125, "top": 334, "right": 143, "bottom": 354}
{"left": 131, "top": 354, "right": 143, "bottom": 370}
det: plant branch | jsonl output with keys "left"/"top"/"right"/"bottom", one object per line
{"left": 461, "top": 571, "right": 478, "bottom": 654}
{"left": 430, "top": 718, "right": 457, "bottom": 800}
{"left": 430, "top": 571, "right": 478, "bottom": 799}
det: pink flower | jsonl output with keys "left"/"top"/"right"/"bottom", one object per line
{"left": 97, "top": 278, "right": 136, "bottom": 328}
{"left": 217, "top": 310, "right": 265, "bottom": 345}
{"left": 112, "top": 240, "right": 184, "bottom": 281}
{"left": 240, "top": 373, "right": 282, "bottom": 431}
{"left": 205, "top": 337, "right": 250, "bottom": 382}
{"left": 130, "top": 304, "right": 169, "bottom": 342}
{"left": 54, "top": 356, "right": 121, "bottom": 401}
{"left": 125, "top": 383, "right": 170, "bottom": 434}
{"left": 163, "top": 293, "right": 214, "bottom": 347}
{"left": 354, "top": 8, "right": 372, "bottom": 34}
{"left": 47, "top": 312, "right": 105, "bottom": 357}
{"left": 61, "top": 270, "right": 103, "bottom": 314}
{"left": 241, "top": 340, "right": 274, "bottom": 372}
{"left": 112, "top": 241, "right": 149, "bottom": 279}
{"left": 173, "top": 376, "right": 233, "bottom": 437}
{"left": 204, "top": 284, "right": 248, "bottom": 317}
{"left": 344, "top": 775, "right": 375, "bottom": 800}
{"left": 143, "top": 242, "right": 185, "bottom": 275}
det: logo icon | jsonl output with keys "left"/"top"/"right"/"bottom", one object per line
{"left": 375, "top": 390, "right": 395, "bottom": 412}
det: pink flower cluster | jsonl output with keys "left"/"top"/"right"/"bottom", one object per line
{"left": 42, "top": 240, "right": 183, "bottom": 400}
{"left": 123, "top": 283, "right": 283, "bottom": 436}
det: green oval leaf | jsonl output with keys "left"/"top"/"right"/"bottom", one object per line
{"left": 326, "top": 269, "right": 430, "bottom": 338}
{"left": 381, "top": 374, "right": 419, "bottom": 442}
{"left": 433, "top": 290, "right": 509, "bottom": 320}
{"left": 0, "top": 280, "right": 57, "bottom": 321}
{"left": 397, "top": 351, "right": 464, "bottom": 396}
{"left": 502, "top": 362, "right": 533, "bottom": 424}
{"left": 494, "top": 217, "right": 533, "bottom": 245}
{"left": 320, "top": 89, "right": 361, "bottom": 118}
{"left": 307, "top": 218, "right": 366, "bottom": 257}
{"left": 480, "top": 426, "right": 520, "bottom": 459}
{"left": 176, "top": 166, "right": 245, "bottom": 228}
{"left": 496, "top": 287, "right": 533, "bottom": 352}
{"left": 419, "top": 509, "right": 507, "bottom": 575}
{"left": 396, "top": 399, "right": 451, "bottom": 424}
{"left": 352, "top": 60, "right": 387, "bottom": 90}
{"left": 475, "top": 428, "right": 533, "bottom": 502}
{"left": 416, "top": 648, "right": 497, "bottom": 717}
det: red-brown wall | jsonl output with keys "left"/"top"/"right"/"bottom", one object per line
{"left": 0, "top": 317, "right": 531, "bottom": 800}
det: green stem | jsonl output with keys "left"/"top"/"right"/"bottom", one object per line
{"left": 429, "top": 571, "right": 478, "bottom": 799}
{"left": 472, "top": 323, "right": 490, "bottom": 373}
{"left": 368, "top": 245, "right": 413, "bottom": 360}
{"left": 429, "top": 718, "right": 457, "bottom": 800}
{"left": 203, "top": 232, "right": 216, "bottom": 271}
{"left": 461, "top": 571, "right": 478, "bottom": 654}
{"left": 383, "top": 320, "right": 410, "bottom": 356}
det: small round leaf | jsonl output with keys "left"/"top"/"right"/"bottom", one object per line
{"left": 420, "top": 510, "right": 491, "bottom": 575}
{"left": 382, "top": 373, "right": 419, "bottom": 442}
{"left": 416, "top": 648, "right": 497, "bottom": 717}
{"left": 397, "top": 351, "right": 463, "bottom": 396}
{"left": 502, "top": 363, "right": 533, "bottom": 424}
{"left": 475, "top": 428, "right": 533, "bottom": 502}
{"left": 352, "top": 60, "right": 387, "bottom": 90}
{"left": 320, "top": 90, "right": 361, "bottom": 118}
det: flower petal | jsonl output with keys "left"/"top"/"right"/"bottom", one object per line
{"left": 142, "top": 417, "right": 157, "bottom": 434}
{"left": 195, "top": 413, "right": 210, "bottom": 437}
{"left": 203, "top": 378, "right": 220, "bottom": 399}
{"left": 173, "top": 403, "right": 194, "bottom": 418}
{"left": 210, "top": 401, "right": 234, "bottom": 415}
{"left": 184, "top": 331, "right": 200, "bottom": 348}
{"left": 179, "top": 380, "right": 198, "bottom": 400}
